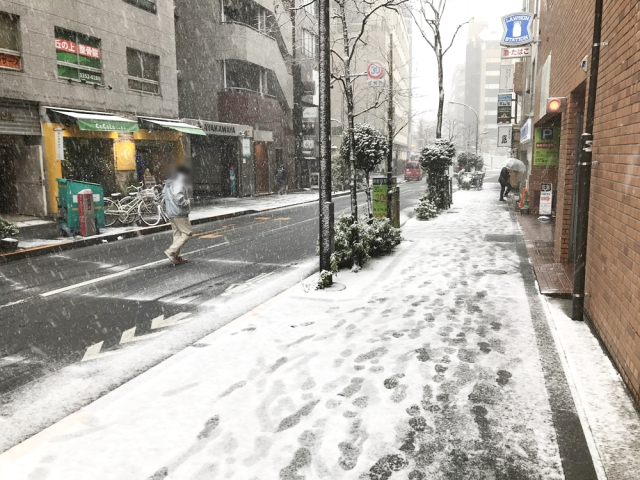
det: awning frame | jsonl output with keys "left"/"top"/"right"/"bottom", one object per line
{"left": 138, "top": 116, "right": 206, "bottom": 136}
{"left": 45, "top": 107, "right": 139, "bottom": 133}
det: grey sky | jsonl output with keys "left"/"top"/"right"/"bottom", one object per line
{"left": 410, "top": 0, "right": 522, "bottom": 118}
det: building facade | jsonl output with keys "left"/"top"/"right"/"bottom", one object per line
{"left": 174, "top": 0, "right": 297, "bottom": 197}
{"left": 526, "top": 0, "right": 640, "bottom": 405}
{"left": 0, "top": 0, "right": 187, "bottom": 217}
{"left": 329, "top": 4, "right": 412, "bottom": 177}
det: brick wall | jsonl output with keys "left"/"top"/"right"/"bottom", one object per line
{"left": 540, "top": 0, "right": 640, "bottom": 405}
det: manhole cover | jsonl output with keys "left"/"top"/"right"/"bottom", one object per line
{"left": 484, "top": 234, "right": 520, "bottom": 243}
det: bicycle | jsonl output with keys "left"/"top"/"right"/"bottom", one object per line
{"left": 137, "top": 185, "right": 168, "bottom": 226}
{"left": 104, "top": 185, "right": 161, "bottom": 227}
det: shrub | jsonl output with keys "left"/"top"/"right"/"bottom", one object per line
{"left": 415, "top": 192, "right": 438, "bottom": 220}
{"left": 330, "top": 215, "right": 402, "bottom": 272}
{"left": 420, "top": 139, "right": 456, "bottom": 211}
{"left": 0, "top": 217, "right": 19, "bottom": 238}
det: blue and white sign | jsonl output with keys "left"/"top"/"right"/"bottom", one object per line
{"left": 501, "top": 13, "right": 534, "bottom": 47}
{"left": 520, "top": 119, "right": 532, "bottom": 143}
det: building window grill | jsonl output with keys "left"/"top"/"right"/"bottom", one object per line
{"left": 127, "top": 48, "right": 160, "bottom": 94}
{"left": 302, "top": 29, "right": 318, "bottom": 58}
{"left": 0, "top": 12, "right": 21, "bottom": 71}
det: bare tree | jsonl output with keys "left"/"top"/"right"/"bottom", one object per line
{"left": 411, "top": 1, "right": 471, "bottom": 138}
{"left": 331, "top": 0, "right": 408, "bottom": 221}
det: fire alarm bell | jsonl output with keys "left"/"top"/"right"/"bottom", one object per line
{"left": 546, "top": 97, "right": 567, "bottom": 114}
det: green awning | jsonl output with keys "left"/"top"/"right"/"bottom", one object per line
{"left": 139, "top": 117, "right": 206, "bottom": 136}
{"left": 48, "top": 108, "right": 139, "bottom": 132}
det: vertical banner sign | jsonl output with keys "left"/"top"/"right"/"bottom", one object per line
{"left": 539, "top": 182, "right": 553, "bottom": 215}
{"left": 533, "top": 127, "right": 560, "bottom": 166}
{"left": 498, "top": 126, "right": 512, "bottom": 147}
{"left": 242, "top": 138, "right": 251, "bottom": 157}
{"left": 499, "top": 65, "right": 515, "bottom": 93}
{"left": 372, "top": 177, "right": 397, "bottom": 218}
{"left": 54, "top": 128, "right": 64, "bottom": 160}
{"left": 497, "top": 94, "right": 513, "bottom": 124}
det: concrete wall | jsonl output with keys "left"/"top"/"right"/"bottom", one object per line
{"left": 0, "top": 0, "right": 179, "bottom": 117}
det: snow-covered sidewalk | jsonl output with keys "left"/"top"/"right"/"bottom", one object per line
{"left": 0, "top": 184, "right": 619, "bottom": 479}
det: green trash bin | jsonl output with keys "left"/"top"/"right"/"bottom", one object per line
{"left": 56, "top": 179, "right": 106, "bottom": 233}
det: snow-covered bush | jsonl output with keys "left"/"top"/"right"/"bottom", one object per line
{"left": 420, "top": 139, "right": 455, "bottom": 211}
{"left": 0, "top": 217, "right": 19, "bottom": 238}
{"left": 415, "top": 192, "right": 439, "bottom": 220}
{"left": 330, "top": 215, "right": 402, "bottom": 272}
{"left": 368, "top": 217, "right": 402, "bottom": 257}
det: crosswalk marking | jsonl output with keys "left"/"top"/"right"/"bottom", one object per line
{"left": 222, "top": 272, "right": 274, "bottom": 297}
{"left": 150, "top": 312, "right": 192, "bottom": 330}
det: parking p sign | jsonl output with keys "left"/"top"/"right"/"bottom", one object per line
{"left": 367, "top": 61, "right": 385, "bottom": 87}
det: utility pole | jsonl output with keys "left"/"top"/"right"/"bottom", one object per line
{"left": 318, "top": 0, "right": 333, "bottom": 279}
{"left": 291, "top": 1, "right": 304, "bottom": 189}
{"left": 572, "top": 0, "right": 604, "bottom": 320}
{"left": 386, "top": 34, "right": 394, "bottom": 220}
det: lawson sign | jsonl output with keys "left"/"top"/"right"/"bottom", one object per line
{"left": 501, "top": 13, "right": 534, "bottom": 47}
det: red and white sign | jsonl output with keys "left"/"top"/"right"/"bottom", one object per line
{"left": 56, "top": 38, "right": 77, "bottom": 54}
{"left": 502, "top": 47, "right": 531, "bottom": 58}
{"left": 56, "top": 38, "right": 101, "bottom": 59}
{"left": 0, "top": 53, "right": 21, "bottom": 70}
{"left": 539, "top": 182, "right": 553, "bottom": 216}
{"left": 367, "top": 61, "right": 385, "bottom": 80}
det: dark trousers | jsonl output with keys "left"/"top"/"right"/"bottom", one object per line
{"left": 500, "top": 183, "right": 511, "bottom": 200}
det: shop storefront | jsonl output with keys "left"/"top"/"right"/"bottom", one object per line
{"left": 185, "top": 119, "right": 253, "bottom": 198}
{"left": 42, "top": 109, "right": 199, "bottom": 214}
{"left": 0, "top": 98, "right": 46, "bottom": 217}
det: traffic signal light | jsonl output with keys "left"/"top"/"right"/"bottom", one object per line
{"left": 546, "top": 97, "right": 567, "bottom": 114}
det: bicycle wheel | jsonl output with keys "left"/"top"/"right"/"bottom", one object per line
{"left": 139, "top": 199, "right": 162, "bottom": 226}
{"left": 103, "top": 198, "right": 119, "bottom": 227}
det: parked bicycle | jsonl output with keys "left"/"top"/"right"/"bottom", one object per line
{"left": 104, "top": 185, "right": 167, "bottom": 227}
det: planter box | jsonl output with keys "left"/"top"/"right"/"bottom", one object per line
{"left": 0, "top": 238, "right": 19, "bottom": 252}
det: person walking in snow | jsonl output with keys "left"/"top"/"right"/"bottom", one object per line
{"left": 499, "top": 166, "right": 512, "bottom": 202}
{"left": 276, "top": 165, "right": 288, "bottom": 195}
{"left": 163, "top": 164, "right": 193, "bottom": 264}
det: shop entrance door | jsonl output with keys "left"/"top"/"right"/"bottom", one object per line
{"left": 219, "top": 138, "right": 239, "bottom": 197}
{"left": 254, "top": 142, "right": 269, "bottom": 193}
{"left": 0, "top": 141, "right": 47, "bottom": 216}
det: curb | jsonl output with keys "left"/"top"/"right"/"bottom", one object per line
{"left": 0, "top": 191, "right": 360, "bottom": 265}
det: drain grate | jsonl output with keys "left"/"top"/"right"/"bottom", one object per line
{"left": 484, "top": 234, "right": 520, "bottom": 243}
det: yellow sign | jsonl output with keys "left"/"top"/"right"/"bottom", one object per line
{"left": 115, "top": 141, "right": 136, "bottom": 171}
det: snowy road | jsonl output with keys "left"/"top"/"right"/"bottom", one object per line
{"left": 0, "top": 183, "right": 426, "bottom": 451}
{"left": 0, "top": 178, "right": 597, "bottom": 479}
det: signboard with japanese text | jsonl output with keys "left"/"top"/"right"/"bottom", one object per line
{"left": 0, "top": 53, "right": 21, "bottom": 70}
{"left": 533, "top": 127, "right": 560, "bottom": 166}
{"left": 499, "top": 65, "right": 514, "bottom": 93}
{"left": 539, "top": 182, "right": 553, "bottom": 215}
{"left": 372, "top": 176, "right": 396, "bottom": 218}
{"left": 501, "top": 46, "right": 531, "bottom": 58}
{"left": 520, "top": 119, "right": 532, "bottom": 143}
{"left": 501, "top": 13, "right": 534, "bottom": 47}
{"left": 497, "top": 94, "right": 512, "bottom": 124}
{"left": 242, "top": 138, "right": 251, "bottom": 157}
{"left": 55, "top": 128, "right": 64, "bottom": 160}
{"left": 498, "top": 126, "right": 512, "bottom": 148}
{"left": 55, "top": 28, "right": 102, "bottom": 84}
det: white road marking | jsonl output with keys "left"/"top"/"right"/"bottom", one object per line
{"left": 120, "top": 326, "right": 165, "bottom": 344}
{"left": 0, "top": 296, "right": 34, "bottom": 310}
{"left": 222, "top": 272, "right": 274, "bottom": 296}
{"left": 81, "top": 341, "right": 104, "bottom": 362}
{"left": 40, "top": 241, "right": 229, "bottom": 298}
{"left": 150, "top": 312, "right": 192, "bottom": 330}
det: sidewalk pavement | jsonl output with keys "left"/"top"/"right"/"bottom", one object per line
{"left": 1, "top": 182, "right": 638, "bottom": 479}
{"left": 1, "top": 192, "right": 320, "bottom": 263}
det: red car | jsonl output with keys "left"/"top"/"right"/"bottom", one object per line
{"left": 404, "top": 161, "right": 423, "bottom": 181}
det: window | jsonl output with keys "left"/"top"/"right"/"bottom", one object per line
{"left": 127, "top": 48, "right": 160, "bottom": 94}
{"left": 55, "top": 27, "right": 102, "bottom": 84}
{"left": 302, "top": 29, "right": 318, "bottom": 58}
{"left": 304, "top": 0, "right": 318, "bottom": 17}
{"left": 0, "top": 12, "right": 21, "bottom": 71}
{"left": 223, "top": 0, "right": 276, "bottom": 37}
{"left": 224, "top": 59, "right": 272, "bottom": 97}
{"left": 123, "top": 0, "right": 157, "bottom": 14}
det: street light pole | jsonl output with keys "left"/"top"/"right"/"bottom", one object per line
{"left": 449, "top": 101, "right": 479, "bottom": 155}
